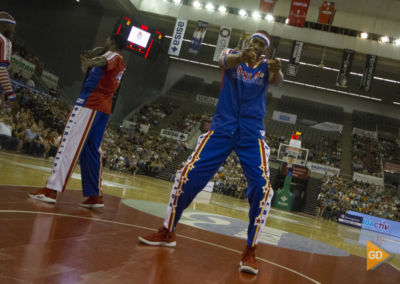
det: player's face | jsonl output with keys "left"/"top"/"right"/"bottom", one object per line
{"left": 248, "top": 37, "right": 267, "bottom": 59}
{"left": 0, "top": 23, "right": 15, "bottom": 40}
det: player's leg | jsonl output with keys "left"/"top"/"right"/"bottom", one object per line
{"left": 29, "top": 106, "right": 97, "bottom": 203}
{"left": 79, "top": 111, "right": 109, "bottom": 208}
{"left": 139, "top": 131, "right": 234, "bottom": 247}
{"left": 235, "top": 138, "right": 274, "bottom": 274}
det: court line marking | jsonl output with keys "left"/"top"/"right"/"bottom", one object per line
{"left": 0, "top": 210, "right": 321, "bottom": 284}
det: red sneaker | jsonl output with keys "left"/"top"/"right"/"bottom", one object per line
{"left": 138, "top": 226, "right": 176, "bottom": 247}
{"left": 239, "top": 245, "right": 258, "bottom": 274}
{"left": 79, "top": 196, "right": 104, "bottom": 208}
{"left": 28, "top": 188, "right": 57, "bottom": 203}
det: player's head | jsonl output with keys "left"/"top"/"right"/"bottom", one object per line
{"left": 247, "top": 30, "right": 271, "bottom": 59}
{"left": 0, "top": 12, "right": 16, "bottom": 40}
{"left": 106, "top": 34, "right": 127, "bottom": 51}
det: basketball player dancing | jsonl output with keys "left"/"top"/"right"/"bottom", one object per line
{"left": 139, "top": 30, "right": 283, "bottom": 274}
{"left": 29, "top": 34, "right": 126, "bottom": 208}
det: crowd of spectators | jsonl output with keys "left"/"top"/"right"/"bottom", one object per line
{"left": 379, "top": 138, "right": 400, "bottom": 162}
{"left": 305, "top": 137, "right": 342, "bottom": 168}
{"left": 130, "top": 101, "right": 177, "bottom": 130}
{"left": 352, "top": 134, "right": 382, "bottom": 176}
{"left": 168, "top": 112, "right": 212, "bottom": 134}
{"left": 317, "top": 175, "right": 400, "bottom": 222}
{"left": 101, "top": 126, "right": 187, "bottom": 176}
{"left": 211, "top": 153, "right": 247, "bottom": 199}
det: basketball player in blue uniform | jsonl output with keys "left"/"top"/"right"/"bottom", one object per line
{"left": 139, "top": 30, "right": 282, "bottom": 275}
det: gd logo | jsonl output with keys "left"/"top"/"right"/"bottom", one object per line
{"left": 366, "top": 240, "right": 391, "bottom": 271}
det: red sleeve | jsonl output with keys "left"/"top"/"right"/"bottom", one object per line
{"left": 0, "top": 35, "right": 12, "bottom": 64}
{"left": 103, "top": 51, "right": 122, "bottom": 71}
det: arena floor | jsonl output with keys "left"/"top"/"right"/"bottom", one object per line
{"left": 0, "top": 151, "right": 399, "bottom": 283}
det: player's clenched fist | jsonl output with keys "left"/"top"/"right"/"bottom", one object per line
{"left": 239, "top": 48, "right": 258, "bottom": 65}
{"left": 268, "top": 59, "right": 281, "bottom": 73}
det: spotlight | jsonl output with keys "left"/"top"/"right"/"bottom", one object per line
{"left": 395, "top": 39, "right": 400, "bottom": 46}
{"left": 265, "top": 14, "right": 275, "bottom": 22}
{"left": 205, "top": 3, "right": 215, "bottom": 11}
{"left": 360, "top": 32, "right": 368, "bottom": 39}
{"left": 252, "top": 11, "right": 261, "bottom": 20}
{"left": 239, "top": 9, "right": 247, "bottom": 17}
{"left": 173, "top": 0, "right": 182, "bottom": 3}
{"left": 380, "top": 36, "right": 389, "bottom": 43}
{"left": 193, "top": 1, "right": 202, "bottom": 9}
{"left": 285, "top": 18, "right": 289, "bottom": 24}
{"left": 218, "top": 5, "right": 227, "bottom": 13}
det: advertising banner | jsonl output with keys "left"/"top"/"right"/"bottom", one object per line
{"left": 168, "top": 19, "right": 188, "bottom": 56}
{"left": 307, "top": 162, "right": 341, "bottom": 176}
{"left": 272, "top": 110, "right": 297, "bottom": 124}
{"left": 160, "top": 129, "right": 188, "bottom": 141}
{"left": 286, "top": 40, "right": 304, "bottom": 77}
{"left": 188, "top": 20, "right": 208, "bottom": 54}
{"left": 336, "top": 49, "right": 355, "bottom": 88}
{"left": 360, "top": 54, "right": 378, "bottom": 92}
{"left": 196, "top": 94, "right": 218, "bottom": 106}
{"left": 353, "top": 172, "right": 384, "bottom": 186}
{"left": 41, "top": 70, "right": 59, "bottom": 89}
{"left": 9, "top": 55, "right": 36, "bottom": 79}
{"left": 213, "top": 26, "right": 231, "bottom": 62}
{"left": 347, "top": 211, "right": 400, "bottom": 238}
{"left": 338, "top": 213, "right": 363, "bottom": 228}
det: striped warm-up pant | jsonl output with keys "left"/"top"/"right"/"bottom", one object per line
{"left": 46, "top": 105, "right": 109, "bottom": 196}
{"left": 164, "top": 130, "right": 274, "bottom": 247}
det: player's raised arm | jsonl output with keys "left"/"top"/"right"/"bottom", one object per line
{"left": 218, "top": 48, "right": 258, "bottom": 69}
{"left": 268, "top": 58, "right": 283, "bottom": 86}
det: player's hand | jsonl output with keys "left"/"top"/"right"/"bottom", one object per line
{"left": 80, "top": 55, "right": 89, "bottom": 73}
{"left": 240, "top": 48, "right": 258, "bottom": 65}
{"left": 268, "top": 59, "right": 281, "bottom": 73}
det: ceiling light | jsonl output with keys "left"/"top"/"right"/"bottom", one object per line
{"left": 360, "top": 32, "right": 368, "bottom": 39}
{"left": 380, "top": 36, "right": 389, "bottom": 43}
{"left": 395, "top": 39, "right": 400, "bottom": 46}
{"left": 218, "top": 5, "right": 227, "bottom": 13}
{"left": 252, "top": 11, "right": 261, "bottom": 20}
{"left": 239, "top": 9, "right": 247, "bottom": 17}
{"left": 265, "top": 14, "right": 275, "bottom": 22}
{"left": 205, "top": 3, "right": 214, "bottom": 11}
{"left": 173, "top": 0, "right": 182, "bottom": 3}
{"left": 193, "top": 1, "right": 202, "bottom": 9}
{"left": 285, "top": 18, "right": 289, "bottom": 24}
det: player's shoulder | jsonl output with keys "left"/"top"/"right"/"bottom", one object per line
{"left": 103, "top": 51, "right": 123, "bottom": 60}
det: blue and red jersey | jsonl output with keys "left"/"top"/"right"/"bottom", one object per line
{"left": 211, "top": 49, "right": 270, "bottom": 138}
{"left": 77, "top": 51, "right": 125, "bottom": 114}
{"left": 0, "top": 32, "right": 16, "bottom": 100}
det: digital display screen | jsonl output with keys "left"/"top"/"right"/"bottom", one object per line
{"left": 127, "top": 26, "right": 151, "bottom": 48}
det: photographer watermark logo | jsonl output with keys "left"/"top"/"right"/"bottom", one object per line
{"left": 367, "top": 240, "right": 391, "bottom": 271}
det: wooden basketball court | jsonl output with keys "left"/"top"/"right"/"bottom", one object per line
{"left": 0, "top": 152, "right": 399, "bottom": 283}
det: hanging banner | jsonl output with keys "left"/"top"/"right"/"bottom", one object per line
{"left": 318, "top": 1, "right": 336, "bottom": 25}
{"left": 213, "top": 26, "right": 232, "bottom": 62}
{"left": 360, "top": 54, "right": 378, "bottom": 92}
{"left": 9, "top": 55, "right": 36, "bottom": 79}
{"left": 286, "top": 40, "right": 304, "bottom": 77}
{"left": 41, "top": 70, "right": 59, "bottom": 89}
{"left": 188, "top": 20, "right": 208, "bottom": 54}
{"left": 336, "top": 49, "right": 354, "bottom": 88}
{"left": 271, "top": 36, "right": 280, "bottom": 59}
{"left": 260, "top": 0, "right": 277, "bottom": 13}
{"left": 168, "top": 19, "right": 188, "bottom": 56}
{"left": 288, "top": 0, "right": 311, "bottom": 28}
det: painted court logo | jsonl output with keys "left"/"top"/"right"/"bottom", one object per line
{"left": 367, "top": 240, "right": 391, "bottom": 271}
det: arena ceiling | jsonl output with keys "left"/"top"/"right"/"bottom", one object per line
{"left": 83, "top": 0, "right": 400, "bottom": 107}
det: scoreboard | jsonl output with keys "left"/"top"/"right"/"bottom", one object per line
{"left": 114, "top": 17, "right": 164, "bottom": 60}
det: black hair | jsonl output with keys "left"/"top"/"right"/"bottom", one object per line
{"left": 110, "top": 34, "right": 127, "bottom": 50}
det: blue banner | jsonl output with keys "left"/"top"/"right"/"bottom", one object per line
{"left": 338, "top": 213, "right": 363, "bottom": 228}
{"left": 347, "top": 211, "right": 400, "bottom": 238}
{"left": 188, "top": 20, "right": 208, "bottom": 54}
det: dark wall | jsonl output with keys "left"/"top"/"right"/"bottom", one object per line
{"left": 3, "top": 0, "right": 171, "bottom": 123}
